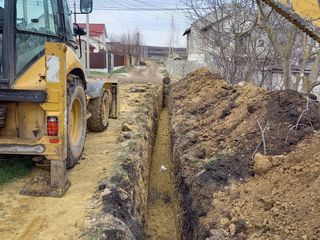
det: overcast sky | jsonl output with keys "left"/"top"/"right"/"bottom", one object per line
{"left": 76, "top": 0, "right": 189, "bottom": 47}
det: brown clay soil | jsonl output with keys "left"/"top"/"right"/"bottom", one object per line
{"left": 169, "top": 69, "right": 320, "bottom": 239}
{"left": 207, "top": 134, "right": 320, "bottom": 240}
{"left": 146, "top": 108, "right": 180, "bottom": 240}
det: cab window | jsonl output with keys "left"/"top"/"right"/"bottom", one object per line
{"left": 63, "top": 0, "right": 74, "bottom": 41}
{"left": 16, "top": 0, "right": 60, "bottom": 35}
{"left": 15, "top": 0, "right": 61, "bottom": 75}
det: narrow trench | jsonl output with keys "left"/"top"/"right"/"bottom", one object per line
{"left": 146, "top": 107, "right": 181, "bottom": 240}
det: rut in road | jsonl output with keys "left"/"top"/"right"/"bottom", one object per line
{"left": 146, "top": 108, "right": 180, "bottom": 240}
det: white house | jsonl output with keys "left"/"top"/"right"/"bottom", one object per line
{"left": 78, "top": 23, "right": 108, "bottom": 53}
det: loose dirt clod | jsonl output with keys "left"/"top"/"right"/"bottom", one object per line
{"left": 253, "top": 153, "right": 273, "bottom": 175}
{"left": 169, "top": 69, "right": 320, "bottom": 239}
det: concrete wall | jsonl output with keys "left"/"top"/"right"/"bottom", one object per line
{"left": 166, "top": 59, "right": 205, "bottom": 79}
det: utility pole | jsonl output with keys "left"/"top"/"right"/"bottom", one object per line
{"left": 73, "top": 0, "right": 77, "bottom": 23}
{"left": 86, "top": 14, "right": 90, "bottom": 75}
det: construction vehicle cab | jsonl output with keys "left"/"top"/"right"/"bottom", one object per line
{"left": 0, "top": 0, "right": 118, "bottom": 190}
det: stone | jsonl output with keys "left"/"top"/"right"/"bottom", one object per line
{"left": 163, "top": 77, "right": 171, "bottom": 85}
{"left": 229, "top": 223, "right": 236, "bottom": 236}
{"left": 122, "top": 123, "right": 133, "bottom": 132}
{"left": 219, "top": 217, "right": 230, "bottom": 228}
{"left": 209, "top": 229, "right": 228, "bottom": 240}
{"left": 237, "top": 81, "right": 246, "bottom": 87}
{"left": 98, "top": 182, "right": 107, "bottom": 191}
{"left": 101, "top": 188, "right": 112, "bottom": 198}
{"left": 131, "top": 87, "right": 147, "bottom": 93}
{"left": 119, "top": 191, "right": 129, "bottom": 201}
{"left": 247, "top": 103, "right": 257, "bottom": 114}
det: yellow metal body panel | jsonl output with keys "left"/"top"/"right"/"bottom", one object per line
{"left": 0, "top": 44, "right": 84, "bottom": 160}
{"left": 13, "top": 47, "right": 85, "bottom": 90}
{"left": 41, "top": 42, "right": 68, "bottom": 161}
{"left": 278, "top": 0, "right": 320, "bottom": 27}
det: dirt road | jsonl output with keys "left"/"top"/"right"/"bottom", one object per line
{"left": 0, "top": 116, "right": 121, "bottom": 240}
{"left": 114, "top": 66, "right": 164, "bottom": 84}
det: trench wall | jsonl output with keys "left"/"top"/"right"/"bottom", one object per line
{"left": 85, "top": 84, "right": 163, "bottom": 240}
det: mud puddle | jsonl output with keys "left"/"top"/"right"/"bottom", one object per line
{"left": 146, "top": 108, "right": 180, "bottom": 240}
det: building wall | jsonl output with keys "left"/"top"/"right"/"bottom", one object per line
{"left": 82, "top": 35, "right": 107, "bottom": 53}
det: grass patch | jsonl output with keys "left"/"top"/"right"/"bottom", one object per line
{"left": 89, "top": 71, "right": 109, "bottom": 78}
{"left": 0, "top": 156, "right": 34, "bottom": 187}
{"left": 89, "top": 67, "right": 132, "bottom": 78}
{"left": 111, "top": 67, "right": 132, "bottom": 75}
{"left": 88, "top": 229, "right": 104, "bottom": 240}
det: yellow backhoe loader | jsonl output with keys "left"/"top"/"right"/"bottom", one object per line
{"left": 0, "top": 0, "right": 118, "bottom": 189}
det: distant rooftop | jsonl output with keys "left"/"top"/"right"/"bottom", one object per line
{"left": 78, "top": 23, "right": 107, "bottom": 37}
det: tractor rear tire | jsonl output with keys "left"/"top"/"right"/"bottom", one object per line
{"left": 88, "top": 89, "right": 110, "bottom": 132}
{"left": 66, "top": 75, "right": 87, "bottom": 169}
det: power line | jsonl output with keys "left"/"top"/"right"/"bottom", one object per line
{"left": 91, "top": 7, "right": 196, "bottom": 11}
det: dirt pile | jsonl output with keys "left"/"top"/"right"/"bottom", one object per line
{"left": 206, "top": 136, "right": 320, "bottom": 240}
{"left": 169, "top": 69, "right": 320, "bottom": 239}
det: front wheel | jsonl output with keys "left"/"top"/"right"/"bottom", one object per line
{"left": 67, "top": 75, "right": 87, "bottom": 169}
{"left": 88, "top": 89, "right": 110, "bottom": 132}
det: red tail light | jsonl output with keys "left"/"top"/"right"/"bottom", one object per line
{"left": 47, "top": 116, "right": 59, "bottom": 137}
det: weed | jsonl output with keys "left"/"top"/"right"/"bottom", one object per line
{"left": 110, "top": 67, "right": 131, "bottom": 75}
{"left": 88, "top": 228, "right": 104, "bottom": 240}
{"left": 89, "top": 71, "right": 109, "bottom": 78}
{"left": 134, "top": 131, "right": 144, "bottom": 139}
{"left": 203, "top": 153, "right": 225, "bottom": 170}
{"left": 0, "top": 156, "right": 34, "bottom": 187}
{"left": 127, "top": 141, "right": 138, "bottom": 151}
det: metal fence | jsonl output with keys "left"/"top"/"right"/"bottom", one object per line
{"left": 90, "top": 52, "right": 107, "bottom": 69}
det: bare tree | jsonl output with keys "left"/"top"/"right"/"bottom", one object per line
{"left": 256, "top": 0, "right": 298, "bottom": 90}
{"left": 108, "top": 30, "right": 144, "bottom": 66}
{"left": 256, "top": 0, "right": 320, "bottom": 92}
{"left": 183, "top": 0, "right": 320, "bottom": 91}
{"left": 182, "top": 0, "right": 277, "bottom": 84}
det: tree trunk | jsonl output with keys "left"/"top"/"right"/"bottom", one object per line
{"left": 307, "top": 53, "right": 320, "bottom": 93}
{"left": 282, "top": 58, "right": 294, "bottom": 90}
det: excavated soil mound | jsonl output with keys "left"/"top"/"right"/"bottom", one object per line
{"left": 206, "top": 135, "right": 320, "bottom": 240}
{"left": 169, "top": 69, "right": 320, "bottom": 239}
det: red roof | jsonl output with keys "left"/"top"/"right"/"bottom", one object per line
{"left": 78, "top": 23, "right": 107, "bottom": 37}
